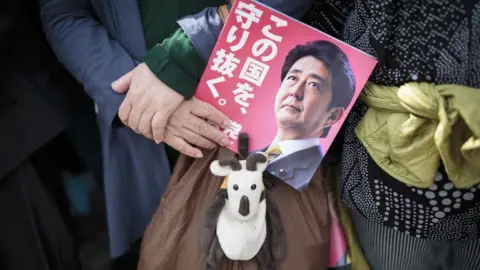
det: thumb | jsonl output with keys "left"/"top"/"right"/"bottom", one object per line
{"left": 111, "top": 70, "right": 134, "bottom": 93}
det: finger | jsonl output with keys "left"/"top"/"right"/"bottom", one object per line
{"left": 179, "top": 127, "right": 216, "bottom": 149}
{"left": 190, "top": 99, "right": 230, "bottom": 129}
{"left": 118, "top": 101, "right": 132, "bottom": 125}
{"left": 164, "top": 134, "right": 203, "bottom": 158}
{"left": 184, "top": 115, "right": 231, "bottom": 146}
{"left": 151, "top": 111, "right": 168, "bottom": 143}
{"left": 111, "top": 70, "right": 134, "bottom": 93}
{"left": 128, "top": 107, "right": 142, "bottom": 132}
{"left": 128, "top": 98, "right": 151, "bottom": 132}
{"left": 138, "top": 108, "right": 156, "bottom": 135}
{"left": 144, "top": 133, "right": 153, "bottom": 140}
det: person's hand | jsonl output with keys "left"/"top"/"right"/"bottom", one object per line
{"left": 163, "top": 98, "right": 232, "bottom": 158}
{"left": 112, "top": 63, "right": 183, "bottom": 143}
{"left": 112, "top": 63, "right": 232, "bottom": 158}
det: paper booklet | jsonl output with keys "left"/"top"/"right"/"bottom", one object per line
{"left": 195, "top": 1, "right": 377, "bottom": 267}
{"left": 195, "top": 0, "right": 377, "bottom": 191}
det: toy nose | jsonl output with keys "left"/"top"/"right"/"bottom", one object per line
{"left": 238, "top": 195, "right": 250, "bottom": 217}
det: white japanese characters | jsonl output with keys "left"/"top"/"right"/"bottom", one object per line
{"left": 211, "top": 49, "right": 241, "bottom": 78}
{"left": 227, "top": 26, "right": 250, "bottom": 52}
{"left": 232, "top": 82, "right": 254, "bottom": 115}
{"left": 239, "top": 57, "right": 269, "bottom": 87}
{"left": 234, "top": 1, "right": 263, "bottom": 29}
{"left": 223, "top": 121, "right": 243, "bottom": 140}
{"left": 205, "top": 1, "right": 289, "bottom": 141}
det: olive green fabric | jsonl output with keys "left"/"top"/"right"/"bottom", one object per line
{"left": 326, "top": 165, "right": 370, "bottom": 270}
{"left": 355, "top": 82, "right": 480, "bottom": 189}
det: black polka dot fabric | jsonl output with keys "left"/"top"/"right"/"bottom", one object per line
{"left": 304, "top": 0, "right": 480, "bottom": 240}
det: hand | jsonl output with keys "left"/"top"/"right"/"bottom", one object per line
{"left": 163, "top": 98, "right": 232, "bottom": 158}
{"left": 112, "top": 63, "right": 232, "bottom": 158}
{"left": 112, "top": 63, "right": 184, "bottom": 143}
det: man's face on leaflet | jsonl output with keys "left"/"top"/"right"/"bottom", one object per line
{"left": 274, "top": 56, "right": 343, "bottom": 139}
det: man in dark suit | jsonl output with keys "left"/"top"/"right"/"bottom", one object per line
{"left": 262, "top": 40, "right": 356, "bottom": 190}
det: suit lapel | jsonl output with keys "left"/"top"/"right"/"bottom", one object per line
{"left": 267, "top": 146, "right": 323, "bottom": 181}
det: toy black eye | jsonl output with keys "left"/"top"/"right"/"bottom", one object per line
{"left": 251, "top": 184, "right": 257, "bottom": 190}
{"left": 233, "top": 184, "right": 239, "bottom": 191}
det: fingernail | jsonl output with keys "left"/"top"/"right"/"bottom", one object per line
{"left": 222, "top": 119, "right": 231, "bottom": 129}
{"left": 196, "top": 151, "right": 203, "bottom": 158}
{"left": 111, "top": 81, "right": 117, "bottom": 89}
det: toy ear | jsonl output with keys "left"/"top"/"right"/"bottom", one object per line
{"left": 210, "top": 160, "right": 232, "bottom": 176}
{"left": 255, "top": 152, "right": 269, "bottom": 172}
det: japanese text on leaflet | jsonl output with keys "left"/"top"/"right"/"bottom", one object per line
{"left": 207, "top": 1, "right": 288, "bottom": 140}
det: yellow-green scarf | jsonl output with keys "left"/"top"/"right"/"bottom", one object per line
{"left": 355, "top": 82, "right": 480, "bottom": 188}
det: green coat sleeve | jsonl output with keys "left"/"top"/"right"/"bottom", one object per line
{"left": 143, "top": 28, "right": 206, "bottom": 99}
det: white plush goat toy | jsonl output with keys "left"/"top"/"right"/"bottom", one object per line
{"left": 202, "top": 135, "right": 285, "bottom": 270}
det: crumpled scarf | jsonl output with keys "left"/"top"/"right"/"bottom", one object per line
{"left": 355, "top": 82, "right": 480, "bottom": 188}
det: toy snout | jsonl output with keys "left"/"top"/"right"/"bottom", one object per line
{"left": 238, "top": 195, "right": 250, "bottom": 217}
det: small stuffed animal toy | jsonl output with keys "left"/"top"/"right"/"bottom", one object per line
{"left": 202, "top": 134, "right": 285, "bottom": 270}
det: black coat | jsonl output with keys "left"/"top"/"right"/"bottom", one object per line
{"left": 0, "top": 1, "right": 97, "bottom": 179}
{"left": 0, "top": 3, "right": 103, "bottom": 270}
